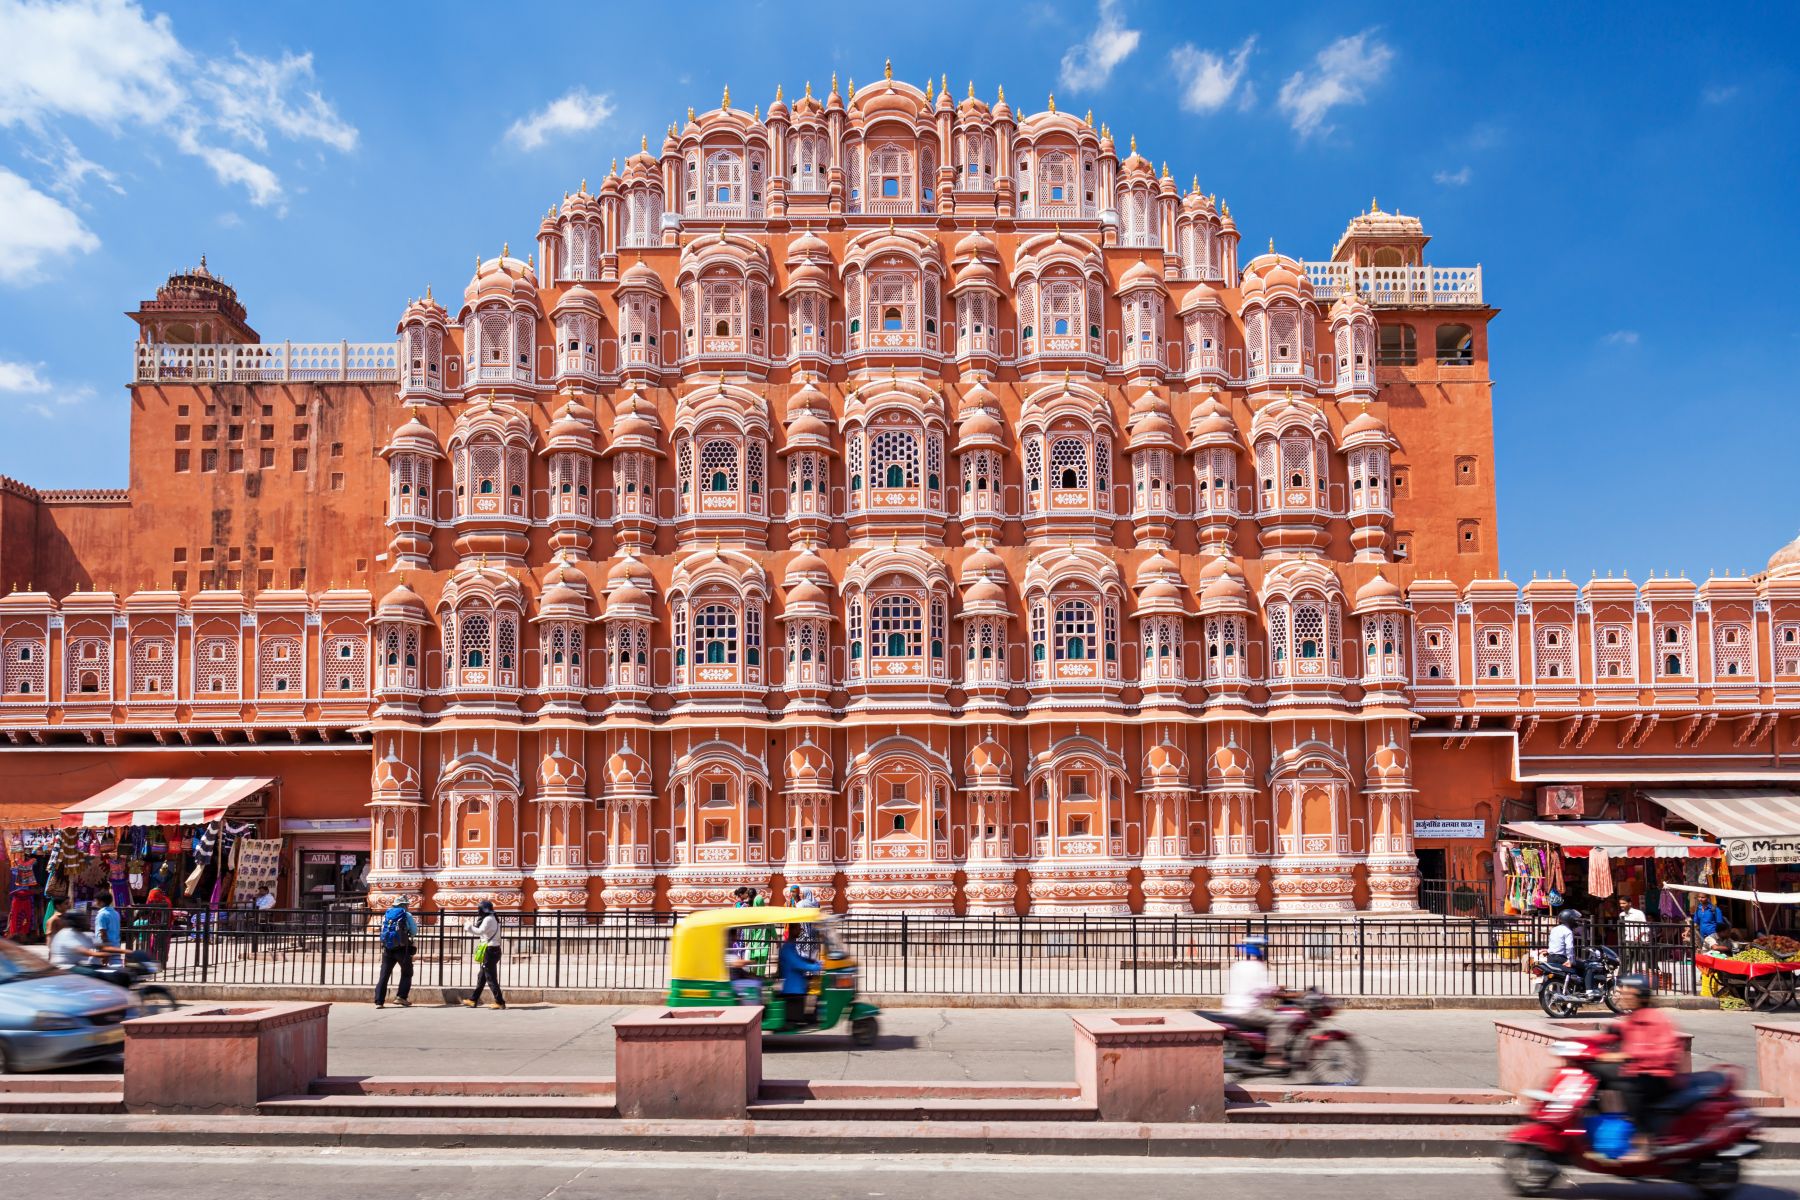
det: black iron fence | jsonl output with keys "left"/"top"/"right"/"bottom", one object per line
{"left": 111, "top": 906, "right": 1713, "bottom": 999}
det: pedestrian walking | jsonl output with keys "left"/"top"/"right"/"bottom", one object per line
{"left": 1618, "top": 896, "right": 1651, "bottom": 979}
{"left": 374, "top": 895, "right": 417, "bottom": 1009}
{"left": 462, "top": 899, "right": 506, "bottom": 1010}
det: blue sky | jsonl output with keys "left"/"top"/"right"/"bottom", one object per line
{"left": 0, "top": 0, "right": 1795, "bottom": 579}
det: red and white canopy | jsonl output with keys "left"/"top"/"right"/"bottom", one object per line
{"left": 1502, "top": 820, "right": 1720, "bottom": 858}
{"left": 59, "top": 777, "right": 273, "bottom": 828}
{"left": 1643, "top": 789, "right": 1800, "bottom": 839}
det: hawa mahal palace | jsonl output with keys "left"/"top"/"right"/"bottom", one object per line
{"left": 2, "top": 69, "right": 1797, "bottom": 916}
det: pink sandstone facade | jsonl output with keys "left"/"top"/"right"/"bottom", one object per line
{"left": 1, "top": 71, "right": 1797, "bottom": 915}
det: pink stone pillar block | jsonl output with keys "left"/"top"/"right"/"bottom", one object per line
{"left": 1755, "top": 1022, "right": 1800, "bottom": 1105}
{"left": 613, "top": 1005, "right": 764, "bottom": 1119}
{"left": 1494, "top": 1017, "right": 1692, "bottom": 1095}
{"left": 1072, "top": 1011, "right": 1225, "bottom": 1123}
{"left": 123, "top": 1002, "right": 329, "bottom": 1113}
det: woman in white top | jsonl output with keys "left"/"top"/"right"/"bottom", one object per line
{"left": 462, "top": 899, "right": 506, "bottom": 1009}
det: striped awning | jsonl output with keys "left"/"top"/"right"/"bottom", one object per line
{"left": 59, "top": 777, "right": 273, "bottom": 828}
{"left": 1502, "top": 820, "right": 1721, "bottom": 858}
{"left": 1642, "top": 789, "right": 1800, "bottom": 839}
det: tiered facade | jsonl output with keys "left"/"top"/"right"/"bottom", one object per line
{"left": 2, "top": 71, "right": 1798, "bottom": 915}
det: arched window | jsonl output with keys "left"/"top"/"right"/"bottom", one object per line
{"left": 695, "top": 604, "right": 738, "bottom": 665}
{"left": 869, "top": 595, "right": 923, "bottom": 658}
{"left": 460, "top": 614, "right": 489, "bottom": 669}
{"left": 1055, "top": 600, "right": 1096, "bottom": 661}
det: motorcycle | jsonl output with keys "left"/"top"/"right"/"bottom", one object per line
{"left": 117, "top": 952, "right": 179, "bottom": 1017}
{"left": 1207, "top": 988, "right": 1367, "bottom": 1085}
{"left": 1532, "top": 945, "right": 1623, "bottom": 1018}
{"left": 1503, "top": 1029, "right": 1760, "bottom": 1198}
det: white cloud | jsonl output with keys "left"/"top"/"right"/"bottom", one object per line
{"left": 0, "top": 166, "right": 98, "bottom": 283}
{"left": 216, "top": 210, "right": 242, "bottom": 229}
{"left": 22, "top": 132, "right": 122, "bottom": 201}
{"left": 1170, "top": 36, "right": 1256, "bottom": 114}
{"left": 1434, "top": 165, "right": 1472, "bottom": 187}
{"left": 0, "top": 358, "right": 53, "bottom": 393}
{"left": 0, "top": 354, "right": 88, "bottom": 418}
{"left": 1702, "top": 84, "right": 1739, "bottom": 105}
{"left": 505, "top": 88, "right": 615, "bottom": 151}
{"left": 1059, "top": 0, "right": 1141, "bottom": 92}
{"left": 0, "top": 0, "right": 356, "bottom": 215}
{"left": 195, "top": 50, "right": 356, "bottom": 153}
{"left": 0, "top": 0, "right": 185, "bottom": 128}
{"left": 1602, "top": 330, "right": 1640, "bottom": 346}
{"left": 1278, "top": 30, "right": 1394, "bottom": 137}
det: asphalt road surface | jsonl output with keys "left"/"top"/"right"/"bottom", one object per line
{"left": 0, "top": 1148, "right": 1795, "bottom": 1200}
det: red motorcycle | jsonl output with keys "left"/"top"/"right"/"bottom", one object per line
{"left": 1207, "top": 988, "right": 1366, "bottom": 1085}
{"left": 1503, "top": 1029, "right": 1760, "bottom": 1197}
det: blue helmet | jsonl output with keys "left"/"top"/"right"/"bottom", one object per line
{"left": 1240, "top": 935, "right": 1269, "bottom": 960}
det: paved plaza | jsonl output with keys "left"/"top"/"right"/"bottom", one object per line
{"left": 296, "top": 1003, "right": 1766, "bottom": 1088}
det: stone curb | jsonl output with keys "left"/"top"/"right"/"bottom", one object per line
{"left": 1, "top": 1114, "right": 1794, "bottom": 1156}
{"left": 160, "top": 983, "right": 1727, "bottom": 1012}
{"left": 0, "top": 1113, "right": 1511, "bottom": 1156}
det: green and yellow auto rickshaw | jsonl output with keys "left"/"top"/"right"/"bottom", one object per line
{"left": 666, "top": 906, "right": 881, "bottom": 1046}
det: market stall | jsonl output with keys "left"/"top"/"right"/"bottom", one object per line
{"left": 1667, "top": 884, "right": 1800, "bottom": 1011}
{"left": 0, "top": 778, "right": 278, "bottom": 942}
{"left": 1645, "top": 789, "right": 1800, "bottom": 931}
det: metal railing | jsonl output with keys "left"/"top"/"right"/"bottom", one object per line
{"left": 115, "top": 907, "right": 1713, "bottom": 999}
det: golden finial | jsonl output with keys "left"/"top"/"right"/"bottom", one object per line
{"left": 848, "top": 77, "right": 856, "bottom": 100}
{"left": 722, "top": 84, "right": 731, "bottom": 110}
{"left": 475, "top": 254, "right": 481, "bottom": 272}
{"left": 608, "top": 159, "right": 616, "bottom": 175}
{"left": 1062, "top": 368, "right": 1070, "bottom": 389}
{"left": 687, "top": 106, "right": 695, "bottom": 122}
{"left": 641, "top": 134, "right": 648, "bottom": 151}
{"left": 926, "top": 77, "right": 934, "bottom": 103}
{"left": 891, "top": 532, "right": 900, "bottom": 550}
{"left": 830, "top": 72, "right": 838, "bottom": 95}
{"left": 941, "top": 73, "right": 949, "bottom": 95}
{"left": 425, "top": 284, "right": 432, "bottom": 302}
{"left": 888, "top": 217, "right": 896, "bottom": 234}
{"left": 968, "top": 81, "right": 975, "bottom": 100}
{"left": 1047, "top": 92, "right": 1056, "bottom": 113}
{"left": 526, "top": 252, "right": 534, "bottom": 269}
{"left": 997, "top": 84, "right": 1005, "bottom": 103}
{"left": 1371, "top": 196, "right": 1378, "bottom": 213}
{"left": 1084, "top": 109, "right": 1092, "bottom": 127}
{"left": 718, "top": 224, "right": 727, "bottom": 240}
{"left": 1160, "top": 161, "right": 1170, "bottom": 179}
{"left": 752, "top": 103, "right": 760, "bottom": 121}
{"left": 776, "top": 83, "right": 784, "bottom": 102}
{"left": 884, "top": 58, "right": 892, "bottom": 81}
{"left": 1191, "top": 175, "right": 1199, "bottom": 193}
{"left": 804, "top": 80, "right": 813, "bottom": 99}
{"left": 1129, "top": 134, "right": 1137, "bottom": 154}
{"left": 1268, "top": 237, "right": 1275, "bottom": 253}
{"left": 580, "top": 177, "right": 588, "bottom": 193}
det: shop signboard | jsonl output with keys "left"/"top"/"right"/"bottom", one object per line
{"left": 1723, "top": 836, "right": 1800, "bottom": 867}
{"left": 1414, "top": 819, "right": 1488, "bottom": 840}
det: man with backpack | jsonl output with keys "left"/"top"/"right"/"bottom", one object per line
{"left": 374, "top": 895, "right": 418, "bottom": 1008}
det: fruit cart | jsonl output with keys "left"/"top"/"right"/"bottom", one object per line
{"left": 1669, "top": 883, "right": 1800, "bottom": 1011}
{"left": 1694, "top": 949, "right": 1800, "bottom": 1011}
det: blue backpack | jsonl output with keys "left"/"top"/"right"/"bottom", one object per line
{"left": 380, "top": 909, "right": 414, "bottom": 951}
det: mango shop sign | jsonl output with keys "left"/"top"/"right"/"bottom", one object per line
{"left": 1724, "top": 836, "right": 1800, "bottom": 867}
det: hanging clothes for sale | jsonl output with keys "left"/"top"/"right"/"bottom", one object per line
{"left": 1589, "top": 848, "right": 1616, "bottom": 899}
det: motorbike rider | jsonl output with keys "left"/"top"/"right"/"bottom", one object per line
{"left": 1600, "top": 973, "right": 1683, "bottom": 1156}
{"left": 1547, "top": 908, "right": 1606, "bottom": 997}
{"left": 1224, "top": 935, "right": 1296, "bottom": 1070}
{"left": 47, "top": 908, "right": 131, "bottom": 988}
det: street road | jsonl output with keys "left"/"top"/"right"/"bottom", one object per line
{"left": 0, "top": 1148, "right": 1795, "bottom": 1199}
{"left": 311, "top": 1003, "right": 1762, "bottom": 1089}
